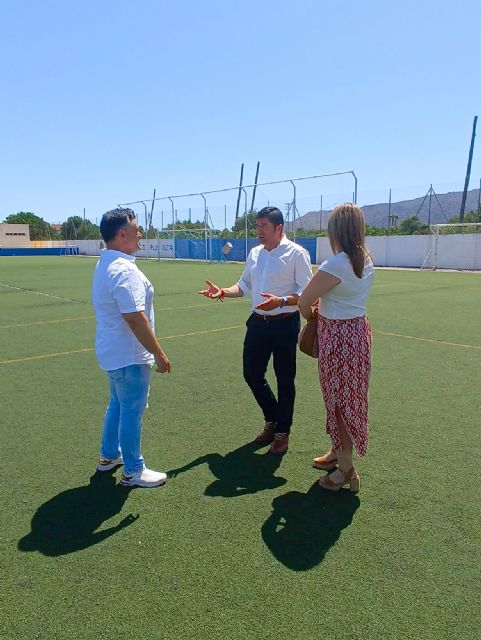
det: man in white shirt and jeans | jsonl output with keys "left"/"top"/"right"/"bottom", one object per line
{"left": 92, "top": 208, "right": 171, "bottom": 488}
{"left": 199, "top": 207, "right": 312, "bottom": 454}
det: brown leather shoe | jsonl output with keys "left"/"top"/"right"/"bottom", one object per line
{"left": 269, "top": 433, "right": 289, "bottom": 455}
{"left": 254, "top": 421, "right": 276, "bottom": 443}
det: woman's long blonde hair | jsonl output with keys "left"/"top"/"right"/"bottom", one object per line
{"left": 327, "top": 203, "right": 371, "bottom": 278}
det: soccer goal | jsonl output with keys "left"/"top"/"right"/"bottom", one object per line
{"left": 421, "top": 223, "right": 481, "bottom": 270}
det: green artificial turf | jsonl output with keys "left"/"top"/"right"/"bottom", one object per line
{"left": 0, "top": 257, "right": 480, "bottom": 640}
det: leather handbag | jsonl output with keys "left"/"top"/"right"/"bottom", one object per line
{"left": 298, "top": 308, "right": 319, "bottom": 358}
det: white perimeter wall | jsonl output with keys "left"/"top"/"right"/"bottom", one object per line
{"left": 316, "top": 235, "right": 431, "bottom": 268}
{"left": 76, "top": 237, "right": 432, "bottom": 266}
{"left": 316, "top": 234, "right": 480, "bottom": 269}
{"left": 65, "top": 235, "right": 479, "bottom": 270}
{"left": 74, "top": 239, "right": 175, "bottom": 259}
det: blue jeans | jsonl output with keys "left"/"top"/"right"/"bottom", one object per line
{"left": 100, "top": 364, "right": 152, "bottom": 476}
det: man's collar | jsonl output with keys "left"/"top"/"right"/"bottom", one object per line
{"left": 102, "top": 249, "right": 136, "bottom": 262}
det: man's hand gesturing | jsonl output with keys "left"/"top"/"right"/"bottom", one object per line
{"left": 198, "top": 279, "right": 224, "bottom": 301}
{"left": 255, "top": 292, "right": 281, "bottom": 311}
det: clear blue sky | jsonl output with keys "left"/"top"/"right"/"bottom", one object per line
{"left": 1, "top": 0, "right": 480, "bottom": 228}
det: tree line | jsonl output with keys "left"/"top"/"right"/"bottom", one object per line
{"left": 3, "top": 208, "right": 481, "bottom": 241}
{"left": 2, "top": 212, "right": 101, "bottom": 240}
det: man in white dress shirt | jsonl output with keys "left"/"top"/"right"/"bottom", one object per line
{"left": 199, "top": 207, "right": 312, "bottom": 454}
{"left": 92, "top": 208, "right": 171, "bottom": 488}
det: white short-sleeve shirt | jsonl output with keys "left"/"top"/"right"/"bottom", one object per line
{"left": 92, "top": 250, "right": 155, "bottom": 370}
{"left": 318, "top": 251, "right": 374, "bottom": 319}
{"left": 237, "top": 236, "right": 312, "bottom": 315}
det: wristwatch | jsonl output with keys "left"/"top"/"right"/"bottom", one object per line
{"left": 280, "top": 296, "right": 288, "bottom": 308}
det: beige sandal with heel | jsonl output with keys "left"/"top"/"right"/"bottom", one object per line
{"left": 312, "top": 453, "right": 338, "bottom": 471}
{"left": 319, "top": 466, "right": 360, "bottom": 493}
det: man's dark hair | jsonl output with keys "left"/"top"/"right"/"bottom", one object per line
{"left": 256, "top": 206, "right": 284, "bottom": 227}
{"left": 100, "top": 208, "right": 136, "bottom": 242}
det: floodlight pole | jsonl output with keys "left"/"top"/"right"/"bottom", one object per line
{"left": 250, "top": 161, "right": 260, "bottom": 212}
{"left": 141, "top": 201, "right": 150, "bottom": 259}
{"left": 241, "top": 187, "right": 248, "bottom": 261}
{"left": 352, "top": 171, "right": 358, "bottom": 204}
{"left": 460, "top": 116, "right": 478, "bottom": 222}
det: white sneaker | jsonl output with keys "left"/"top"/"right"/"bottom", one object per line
{"left": 97, "top": 456, "right": 123, "bottom": 472}
{"left": 120, "top": 467, "right": 167, "bottom": 488}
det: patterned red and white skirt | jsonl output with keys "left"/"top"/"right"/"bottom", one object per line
{"left": 317, "top": 314, "right": 372, "bottom": 456}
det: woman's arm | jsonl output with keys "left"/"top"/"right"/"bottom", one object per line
{"left": 298, "top": 270, "right": 341, "bottom": 319}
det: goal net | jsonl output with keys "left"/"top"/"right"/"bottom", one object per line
{"left": 121, "top": 202, "right": 218, "bottom": 261}
{"left": 421, "top": 223, "right": 481, "bottom": 270}
{"left": 118, "top": 169, "right": 357, "bottom": 262}
{"left": 135, "top": 227, "right": 228, "bottom": 262}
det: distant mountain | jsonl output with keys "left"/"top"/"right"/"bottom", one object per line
{"left": 290, "top": 188, "right": 481, "bottom": 230}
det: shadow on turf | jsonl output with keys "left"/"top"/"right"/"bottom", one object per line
{"left": 18, "top": 470, "right": 136, "bottom": 556}
{"left": 261, "top": 480, "right": 360, "bottom": 571}
{"left": 169, "top": 441, "right": 287, "bottom": 497}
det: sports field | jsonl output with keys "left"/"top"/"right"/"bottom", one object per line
{"left": 1, "top": 256, "right": 480, "bottom": 640}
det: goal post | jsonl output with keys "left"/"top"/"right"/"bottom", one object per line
{"left": 421, "top": 223, "right": 481, "bottom": 270}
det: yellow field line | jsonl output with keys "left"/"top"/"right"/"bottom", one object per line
{"left": 0, "top": 299, "right": 249, "bottom": 330}
{"left": 3, "top": 323, "right": 479, "bottom": 366}
{"left": 0, "top": 325, "right": 244, "bottom": 365}
{"left": 0, "top": 347, "right": 94, "bottom": 365}
{"left": 160, "top": 325, "right": 243, "bottom": 340}
{"left": 375, "top": 330, "right": 481, "bottom": 351}
{"left": 0, "top": 316, "right": 95, "bottom": 329}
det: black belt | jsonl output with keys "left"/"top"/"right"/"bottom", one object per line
{"left": 252, "top": 311, "right": 299, "bottom": 322}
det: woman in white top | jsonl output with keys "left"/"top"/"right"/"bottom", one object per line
{"left": 299, "top": 203, "right": 374, "bottom": 492}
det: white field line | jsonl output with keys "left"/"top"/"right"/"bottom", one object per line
{"left": 0, "top": 282, "right": 82, "bottom": 304}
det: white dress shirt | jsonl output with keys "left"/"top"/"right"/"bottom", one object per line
{"left": 92, "top": 249, "right": 155, "bottom": 371}
{"left": 237, "top": 236, "right": 312, "bottom": 316}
